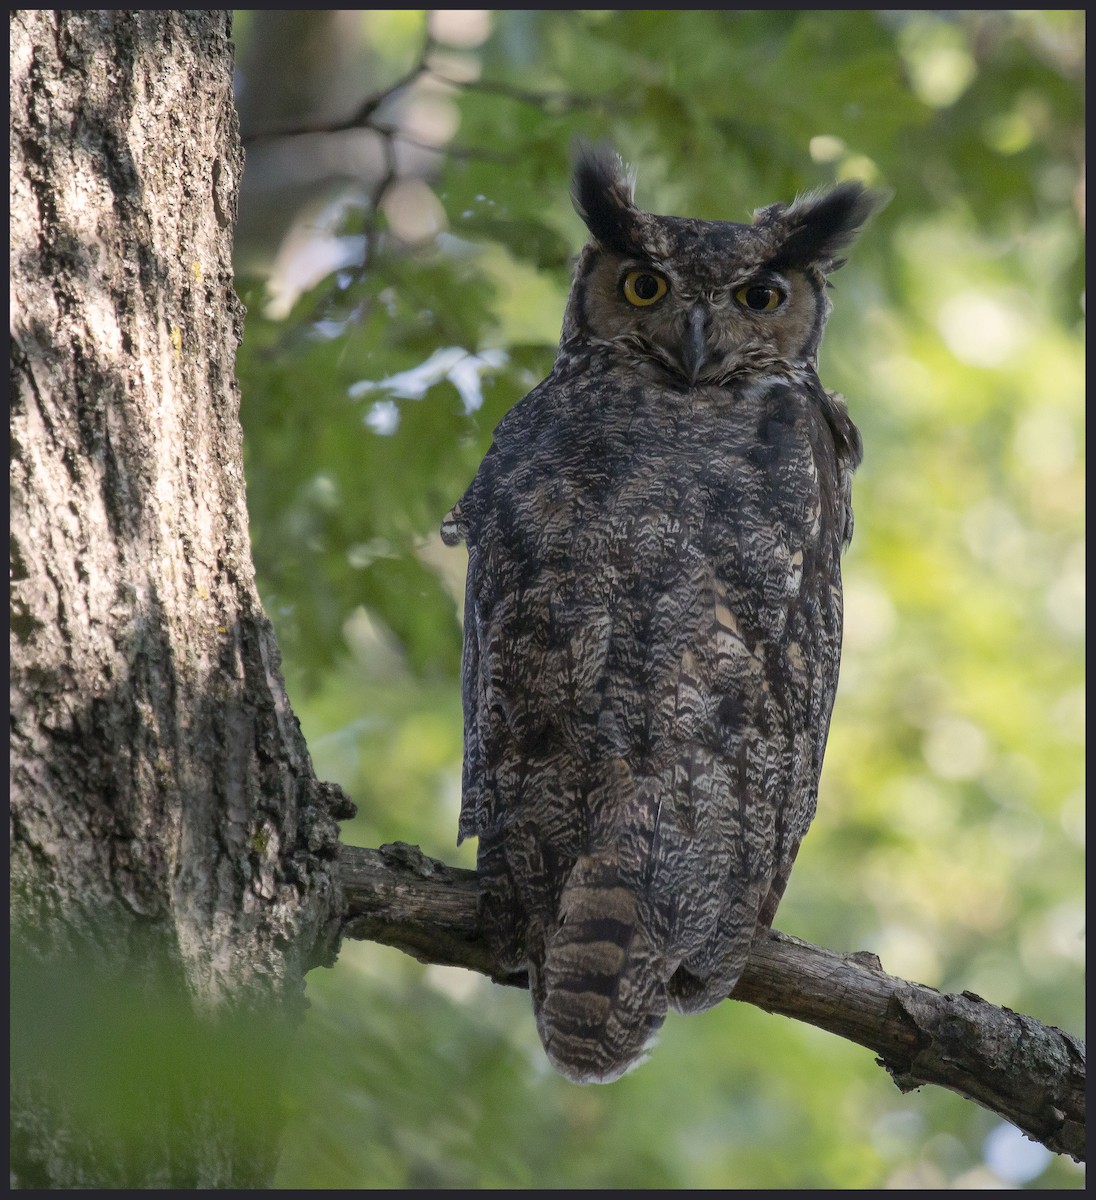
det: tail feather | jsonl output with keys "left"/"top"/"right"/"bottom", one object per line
{"left": 533, "top": 855, "right": 668, "bottom": 1084}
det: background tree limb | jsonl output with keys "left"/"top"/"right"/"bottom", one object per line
{"left": 338, "top": 842, "right": 1085, "bottom": 1163}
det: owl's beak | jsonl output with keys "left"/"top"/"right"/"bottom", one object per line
{"left": 682, "top": 304, "right": 710, "bottom": 385}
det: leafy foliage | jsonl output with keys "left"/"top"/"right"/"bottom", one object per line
{"left": 232, "top": 10, "right": 1083, "bottom": 1189}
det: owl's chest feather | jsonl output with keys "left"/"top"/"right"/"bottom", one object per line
{"left": 469, "top": 373, "right": 843, "bottom": 584}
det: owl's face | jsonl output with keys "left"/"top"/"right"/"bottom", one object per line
{"left": 564, "top": 144, "right": 886, "bottom": 386}
{"left": 572, "top": 219, "right": 827, "bottom": 384}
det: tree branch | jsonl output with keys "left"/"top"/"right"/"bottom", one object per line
{"left": 337, "top": 842, "right": 1084, "bottom": 1163}
{"left": 241, "top": 39, "right": 436, "bottom": 145}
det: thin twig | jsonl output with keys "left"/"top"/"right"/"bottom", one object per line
{"left": 242, "top": 35, "right": 437, "bottom": 146}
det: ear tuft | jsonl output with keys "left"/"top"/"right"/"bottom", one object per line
{"left": 760, "top": 181, "right": 891, "bottom": 273}
{"left": 570, "top": 138, "right": 642, "bottom": 254}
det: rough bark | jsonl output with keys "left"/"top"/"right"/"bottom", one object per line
{"left": 338, "top": 842, "right": 1085, "bottom": 1163}
{"left": 10, "top": 11, "right": 349, "bottom": 1187}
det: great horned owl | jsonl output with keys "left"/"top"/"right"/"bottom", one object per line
{"left": 441, "top": 144, "right": 885, "bottom": 1084}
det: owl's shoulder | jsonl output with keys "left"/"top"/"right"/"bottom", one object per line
{"left": 441, "top": 369, "right": 563, "bottom": 545}
{"left": 818, "top": 386, "right": 862, "bottom": 474}
{"left": 740, "top": 368, "right": 862, "bottom": 474}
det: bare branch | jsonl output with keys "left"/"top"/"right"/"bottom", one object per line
{"left": 337, "top": 841, "right": 1085, "bottom": 1163}
{"left": 242, "top": 38, "right": 436, "bottom": 145}
{"left": 240, "top": 33, "right": 618, "bottom": 150}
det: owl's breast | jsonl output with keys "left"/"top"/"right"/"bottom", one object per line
{"left": 469, "top": 374, "right": 843, "bottom": 695}
{"left": 474, "top": 374, "right": 840, "bottom": 569}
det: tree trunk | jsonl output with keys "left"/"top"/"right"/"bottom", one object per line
{"left": 10, "top": 11, "right": 349, "bottom": 1187}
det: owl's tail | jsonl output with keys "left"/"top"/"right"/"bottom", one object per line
{"left": 533, "top": 854, "right": 668, "bottom": 1085}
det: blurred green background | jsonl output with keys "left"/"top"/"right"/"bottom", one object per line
{"left": 231, "top": 10, "right": 1084, "bottom": 1189}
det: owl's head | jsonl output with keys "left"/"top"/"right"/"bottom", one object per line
{"left": 562, "top": 142, "right": 888, "bottom": 385}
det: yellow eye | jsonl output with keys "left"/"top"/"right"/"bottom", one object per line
{"left": 622, "top": 270, "right": 669, "bottom": 307}
{"left": 735, "top": 284, "right": 785, "bottom": 312}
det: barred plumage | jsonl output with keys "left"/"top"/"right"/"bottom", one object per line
{"left": 443, "top": 143, "right": 885, "bottom": 1083}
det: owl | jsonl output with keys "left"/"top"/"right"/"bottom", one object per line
{"left": 441, "top": 143, "right": 885, "bottom": 1084}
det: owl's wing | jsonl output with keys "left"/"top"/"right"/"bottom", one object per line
{"left": 648, "top": 389, "right": 850, "bottom": 1013}
{"left": 659, "top": 547, "right": 841, "bottom": 1014}
{"left": 444, "top": 405, "right": 549, "bottom": 840}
